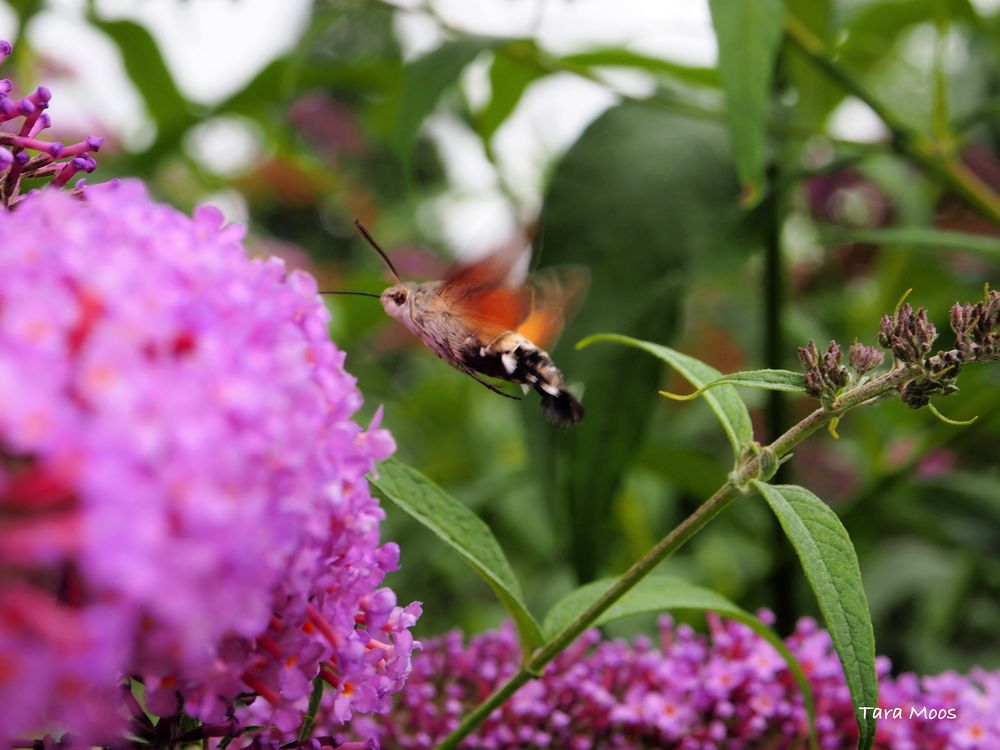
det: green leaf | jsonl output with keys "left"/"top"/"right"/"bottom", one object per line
{"left": 393, "top": 37, "right": 500, "bottom": 166}
{"left": 577, "top": 333, "right": 753, "bottom": 457}
{"left": 560, "top": 48, "right": 719, "bottom": 87}
{"left": 543, "top": 576, "right": 817, "bottom": 750}
{"left": 370, "top": 458, "right": 543, "bottom": 653}
{"left": 822, "top": 226, "right": 1000, "bottom": 258}
{"left": 528, "top": 104, "right": 748, "bottom": 582}
{"left": 782, "top": 0, "right": 839, "bottom": 124}
{"left": 753, "top": 481, "right": 877, "bottom": 750}
{"left": 708, "top": 0, "right": 784, "bottom": 205}
{"left": 660, "top": 368, "right": 806, "bottom": 400}
{"left": 476, "top": 42, "right": 545, "bottom": 144}
{"left": 86, "top": 14, "right": 193, "bottom": 139}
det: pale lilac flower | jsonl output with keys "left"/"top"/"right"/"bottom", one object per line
{"left": 0, "top": 183, "right": 418, "bottom": 744}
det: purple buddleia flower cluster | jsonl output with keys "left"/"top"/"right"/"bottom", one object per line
{"left": 0, "top": 40, "right": 104, "bottom": 207}
{"left": 0, "top": 183, "right": 419, "bottom": 744}
{"left": 353, "top": 614, "right": 998, "bottom": 750}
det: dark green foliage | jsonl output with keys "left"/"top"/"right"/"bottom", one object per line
{"left": 529, "top": 105, "right": 747, "bottom": 582}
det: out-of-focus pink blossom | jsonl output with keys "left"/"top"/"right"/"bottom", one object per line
{"left": 0, "top": 183, "right": 418, "bottom": 743}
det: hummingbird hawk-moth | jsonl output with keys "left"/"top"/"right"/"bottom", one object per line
{"left": 334, "top": 221, "right": 585, "bottom": 427}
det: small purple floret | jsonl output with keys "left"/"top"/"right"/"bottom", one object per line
{"left": 0, "top": 39, "right": 107, "bottom": 204}
{"left": 0, "top": 40, "right": 10, "bottom": 61}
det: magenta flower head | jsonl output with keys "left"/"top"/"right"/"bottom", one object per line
{"left": 0, "top": 40, "right": 104, "bottom": 207}
{"left": 0, "top": 182, "right": 419, "bottom": 743}
{"left": 355, "top": 614, "right": 997, "bottom": 749}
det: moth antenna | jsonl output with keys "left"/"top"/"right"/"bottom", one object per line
{"left": 353, "top": 219, "right": 402, "bottom": 283}
{"left": 320, "top": 290, "right": 382, "bottom": 299}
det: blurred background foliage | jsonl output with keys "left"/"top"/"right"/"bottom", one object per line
{"left": 4, "top": 0, "right": 1000, "bottom": 677}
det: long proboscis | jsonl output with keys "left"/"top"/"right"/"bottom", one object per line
{"left": 353, "top": 219, "right": 402, "bottom": 283}
{"left": 320, "top": 290, "right": 382, "bottom": 299}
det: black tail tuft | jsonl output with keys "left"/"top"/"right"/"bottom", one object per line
{"left": 539, "top": 389, "right": 584, "bottom": 427}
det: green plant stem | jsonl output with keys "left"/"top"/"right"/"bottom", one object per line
{"left": 297, "top": 676, "right": 324, "bottom": 741}
{"left": 784, "top": 14, "right": 1000, "bottom": 227}
{"left": 434, "top": 366, "right": 914, "bottom": 750}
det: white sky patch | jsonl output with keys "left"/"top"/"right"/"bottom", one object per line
{"left": 393, "top": 8, "right": 445, "bottom": 61}
{"left": 92, "top": 0, "right": 312, "bottom": 105}
{"left": 27, "top": 8, "right": 154, "bottom": 151}
{"left": 200, "top": 188, "right": 249, "bottom": 226}
{"left": 0, "top": 3, "right": 16, "bottom": 38}
{"left": 828, "top": 97, "right": 888, "bottom": 143}
{"left": 421, "top": 113, "right": 519, "bottom": 256}
{"left": 393, "top": 0, "right": 716, "bottom": 65}
{"left": 460, "top": 52, "right": 493, "bottom": 112}
{"left": 184, "top": 115, "right": 264, "bottom": 177}
{"left": 425, "top": 114, "right": 499, "bottom": 193}
{"left": 900, "top": 23, "right": 970, "bottom": 73}
{"left": 491, "top": 73, "right": 618, "bottom": 211}
{"left": 418, "top": 189, "right": 519, "bottom": 258}
{"left": 970, "top": 0, "right": 1000, "bottom": 14}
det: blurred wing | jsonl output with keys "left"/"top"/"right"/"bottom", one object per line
{"left": 438, "top": 242, "right": 532, "bottom": 331}
{"left": 516, "top": 266, "right": 589, "bottom": 349}
{"left": 441, "top": 240, "right": 527, "bottom": 292}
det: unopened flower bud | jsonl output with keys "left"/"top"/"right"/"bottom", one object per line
{"left": 798, "top": 340, "right": 849, "bottom": 400}
{"left": 877, "top": 303, "right": 937, "bottom": 365}
{"left": 925, "top": 349, "right": 962, "bottom": 378}
{"left": 900, "top": 377, "right": 957, "bottom": 409}
{"left": 798, "top": 340, "right": 819, "bottom": 368}
{"left": 823, "top": 340, "right": 849, "bottom": 389}
{"left": 848, "top": 339, "right": 884, "bottom": 377}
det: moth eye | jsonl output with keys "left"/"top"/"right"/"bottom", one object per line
{"left": 393, "top": 291, "right": 408, "bottom": 306}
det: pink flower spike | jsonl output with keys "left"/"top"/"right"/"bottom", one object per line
{"left": 0, "top": 79, "right": 11, "bottom": 94}
{"left": 60, "top": 137, "right": 103, "bottom": 158}
{"left": 29, "top": 86, "right": 51, "bottom": 106}
{"left": 28, "top": 113, "right": 51, "bottom": 137}
{"left": 7, "top": 136, "right": 63, "bottom": 157}
{"left": 0, "top": 148, "right": 11, "bottom": 168}
{"left": 49, "top": 159, "right": 83, "bottom": 189}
